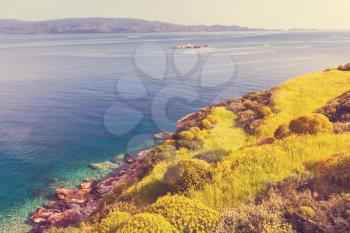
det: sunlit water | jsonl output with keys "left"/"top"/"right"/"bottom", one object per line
{"left": 0, "top": 31, "right": 349, "bottom": 232}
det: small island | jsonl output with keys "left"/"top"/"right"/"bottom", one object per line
{"left": 30, "top": 63, "right": 350, "bottom": 233}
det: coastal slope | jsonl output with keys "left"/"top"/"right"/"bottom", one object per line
{"left": 32, "top": 65, "right": 350, "bottom": 233}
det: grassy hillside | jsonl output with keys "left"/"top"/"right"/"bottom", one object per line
{"left": 46, "top": 69, "right": 350, "bottom": 233}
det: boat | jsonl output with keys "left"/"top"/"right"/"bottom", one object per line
{"left": 171, "top": 43, "right": 208, "bottom": 49}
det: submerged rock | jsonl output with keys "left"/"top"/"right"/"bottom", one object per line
{"left": 89, "top": 161, "right": 122, "bottom": 171}
{"left": 111, "top": 154, "right": 125, "bottom": 163}
{"left": 154, "top": 131, "right": 173, "bottom": 141}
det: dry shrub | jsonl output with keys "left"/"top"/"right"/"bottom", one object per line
{"left": 226, "top": 90, "right": 274, "bottom": 134}
{"left": 289, "top": 114, "right": 333, "bottom": 135}
{"left": 256, "top": 174, "right": 350, "bottom": 233}
{"left": 274, "top": 124, "right": 290, "bottom": 139}
{"left": 216, "top": 200, "right": 293, "bottom": 233}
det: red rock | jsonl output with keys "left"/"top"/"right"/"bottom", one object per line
{"left": 124, "top": 156, "right": 136, "bottom": 163}
{"left": 80, "top": 181, "right": 93, "bottom": 190}
{"left": 154, "top": 132, "right": 173, "bottom": 141}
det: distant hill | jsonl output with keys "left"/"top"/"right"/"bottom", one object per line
{"left": 0, "top": 18, "right": 263, "bottom": 34}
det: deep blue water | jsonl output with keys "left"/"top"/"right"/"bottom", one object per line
{"left": 0, "top": 31, "right": 349, "bottom": 232}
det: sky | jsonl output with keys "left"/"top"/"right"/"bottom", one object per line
{"left": 1, "top": 0, "right": 350, "bottom": 30}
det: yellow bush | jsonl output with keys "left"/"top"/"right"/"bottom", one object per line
{"left": 47, "top": 223, "right": 96, "bottom": 233}
{"left": 146, "top": 144, "right": 177, "bottom": 165}
{"left": 147, "top": 195, "right": 219, "bottom": 233}
{"left": 189, "top": 126, "right": 201, "bottom": 135}
{"left": 257, "top": 106, "right": 273, "bottom": 118}
{"left": 207, "top": 114, "right": 219, "bottom": 124}
{"left": 163, "top": 159, "right": 213, "bottom": 193}
{"left": 47, "top": 227, "right": 84, "bottom": 233}
{"left": 116, "top": 213, "right": 178, "bottom": 233}
{"left": 177, "top": 130, "right": 195, "bottom": 141}
{"left": 300, "top": 206, "right": 315, "bottom": 218}
{"left": 201, "top": 118, "right": 213, "bottom": 129}
{"left": 289, "top": 114, "right": 333, "bottom": 135}
{"left": 99, "top": 211, "right": 131, "bottom": 233}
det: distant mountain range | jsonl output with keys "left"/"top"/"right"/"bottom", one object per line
{"left": 0, "top": 18, "right": 263, "bottom": 34}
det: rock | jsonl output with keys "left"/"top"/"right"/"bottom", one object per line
{"left": 80, "top": 181, "right": 93, "bottom": 190}
{"left": 30, "top": 148, "right": 153, "bottom": 232}
{"left": 136, "top": 149, "right": 150, "bottom": 160}
{"left": 89, "top": 161, "right": 122, "bottom": 171}
{"left": 55, "top": 187, "right": 89, "bottom": 204}
{"left": 46, "top": 209, "right": 81, "bottom": 226}
{"left": 324, "top": 68, "right": 335, "bottom": 72}
{"left": 111, "top": 154, "right": 125, "bottom": 163}
{"left": 154, "top": 132, "right": 173, "bottom": 141}
{"left": 338, "top": 63, "right": 350, "bottom": 71}
{"left": 117, "top": 169, "right": 127, "bottom": 176}
{"left": 124, "top": 156, "right": 136, "bottom": 164}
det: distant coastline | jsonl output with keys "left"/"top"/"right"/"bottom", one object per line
{"left": 0, "top": 17, "right": 265, "bottom": 34}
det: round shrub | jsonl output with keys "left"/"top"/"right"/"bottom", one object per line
{"left": 300, "top": 206, "right": 315, "bottom": 218}
{"left": 147, "top": 144, "right": 177, "bottom": 166}
{"left": 201, "top": 118, "right": 213, "bottom": 129}
{"left": 274, "top": 124, "right": 290, "bottom": 139}
{"left": 99, "top": 211, "right": 131, "bottom": 233}
{"left": 147, "top": 195, "right": 219, "bottom": 233}
{"left": 116, "top": 213, "right": 178, "bottom": 233}
{"left": 201, "top": 115, "right": 217, "bottom": 129}
{"left": 188, "top": 126, "right": 201, "bottom": 134}
{"left": 176, "top": 138, "right": 203, "bottom": 151}
{"left": 177, "top": 130, "right": 195, "bottom": 141}
{"left": 289, "top": 114, "right": 333, "bottom": 135}
{"left": 163, "top": 159, "right": 213, "bottom": 193}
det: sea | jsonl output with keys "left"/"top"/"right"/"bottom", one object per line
{"left": 0, "top": 30, "right": 349, "bottom": 232}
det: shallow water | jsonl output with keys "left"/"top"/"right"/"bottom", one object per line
{"left": 0, "top": 31, "right": 349, "bottom": 232}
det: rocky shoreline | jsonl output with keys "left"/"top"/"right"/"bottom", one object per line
{"left": 30, "top": 149, "right": 151, "bottom": 233}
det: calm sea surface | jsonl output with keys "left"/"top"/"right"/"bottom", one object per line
{"left": 0, "top": 31, "right": 349, "bottom": 232}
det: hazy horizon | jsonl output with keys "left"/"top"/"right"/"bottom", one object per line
{"left": 1, "top": 0, "right": 350, "bottom": 30}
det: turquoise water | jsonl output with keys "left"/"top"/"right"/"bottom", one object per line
{"left": 0, "top": 31, "right": 350, "bottom": 232}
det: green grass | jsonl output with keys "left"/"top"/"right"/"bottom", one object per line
{"left": 189, "top": 133, "right": 350, "bottom": 209}
{"left": 201, "top": 107, "right": 253, "bottom": 151}
{"left": 121, "top": 107, "right": 252, "bottom": 205}
{"left": 259, "top": 70, "right": 350, "bottom": 138}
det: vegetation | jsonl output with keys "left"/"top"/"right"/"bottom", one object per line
{"left": 147, "top": 195, "right": 219, "bottom": 233}
{"left": 274, "top": 123, "right": 290, "bottom": 139}
{"left": 146, "top": 144, "right": 177, "bottom": 166}
{"left": 216, "top": 201, "right": 293, "bottom": 233}
{"left": 43, "top": 69, "right": 350, "bottom": 233}
{"left": 99, "top": 211, "right": 131, "bottom": 233}
{"left": 116, "top": 213, "right": 178, "bottom": 233}
{"left": 289, "top": 114, "right": 333, "bottom": 135}
{"left": 163, "top": 159, "right": 213, "bottom": 193}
